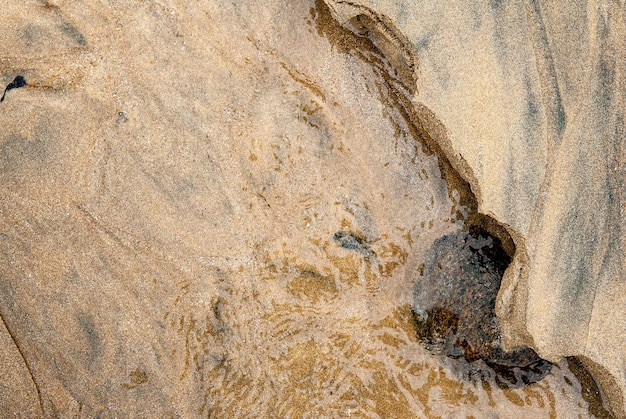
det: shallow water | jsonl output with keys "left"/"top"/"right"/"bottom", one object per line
{"left": 163, "top": 1, "right": 607, "bottom": 417}
{"left": 0, "top": 0, "right": 609, "bottom": 416}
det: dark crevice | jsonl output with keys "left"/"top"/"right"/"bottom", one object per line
{"left": 412, "top": 228, "right": 550, "bottom": 385}
{"left": 568, "top": 357, "right": 618, "bottom": 419}
{"left": 0, "top": 311, "right": 45, "bottom": 414}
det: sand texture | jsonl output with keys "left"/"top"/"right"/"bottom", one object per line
{"left": 0, "top": 0, "right": 621, "bottom": 417}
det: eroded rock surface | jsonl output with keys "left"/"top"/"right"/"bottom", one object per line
{"left": 323, "top": 0, "right": 626, "bottom": 415}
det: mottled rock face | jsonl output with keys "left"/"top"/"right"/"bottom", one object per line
{"left": 413, "top": 228, "right": 549, "bottom": 377}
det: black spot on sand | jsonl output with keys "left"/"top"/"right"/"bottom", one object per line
{"left": 333, "top": 230, "right": 374, "bottom": 256}
{"left": 1, "top": 76, "right": 27, "bottom": 102}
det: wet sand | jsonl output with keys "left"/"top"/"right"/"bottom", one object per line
{"left": 0, "top": 0, "right": 610, "bottom": 416}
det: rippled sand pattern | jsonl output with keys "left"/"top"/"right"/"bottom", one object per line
{"left": 169, "top": 252, "right": 593, "bottom": 417}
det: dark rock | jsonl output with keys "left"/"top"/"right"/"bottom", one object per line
{"left": 413, "top": 228, "right": 549, "bottom": 374}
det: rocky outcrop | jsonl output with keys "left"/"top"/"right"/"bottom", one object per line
{"left": 322, "top": 0, "right": 625, "bottom": 415}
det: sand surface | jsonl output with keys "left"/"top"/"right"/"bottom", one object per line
{"left": 0, "top": 0, "right": 613, "bottom": 416}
